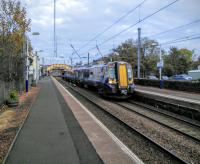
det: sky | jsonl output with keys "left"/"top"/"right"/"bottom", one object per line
{"left": 22, "top": 0, "right": 200, "bottom": 65}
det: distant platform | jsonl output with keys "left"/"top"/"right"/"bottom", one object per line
{"left": 135, "top": 85, "right": 200, "bottom": 113}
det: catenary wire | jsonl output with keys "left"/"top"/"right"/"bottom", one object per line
{"left": 82, "top": 0, "right": 179, "bottom": 55}
{"left": 99, "top": 0, "right": 179, "bottom": 47}
{"left": 77, "top": 0, "right": 147, "bottom": 51}
{"left": 161, "top": 35, "right": 200, "bottom": 45}
{"left": 148, "top": 19, "right": 200, "bottom": 38}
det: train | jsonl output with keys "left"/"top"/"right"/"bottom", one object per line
{"left": 62, "top": 61, "right": 135, "bottom": 98}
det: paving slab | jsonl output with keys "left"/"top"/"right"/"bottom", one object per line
{"left": 5, "top": 78, "right": 102, "bottom": 164}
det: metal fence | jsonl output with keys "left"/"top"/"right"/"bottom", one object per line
{"left": 0, "top": 78, "right": 28, "bottom": 105}
{"left": 0, "top": 80, "right": 5, "bottom": 105}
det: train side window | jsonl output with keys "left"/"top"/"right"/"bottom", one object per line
{"left": 84, "top": 70, "right": 89, "bottom": 78}
{"left": 103, "top": 66, "right": 108, "bottom": 78}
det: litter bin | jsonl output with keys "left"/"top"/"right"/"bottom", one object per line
{"left": 160, "top": 79, "right": 164, "bottom": 89}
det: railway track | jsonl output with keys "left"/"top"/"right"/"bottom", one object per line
{"left": 129, "top": 100, "right": 200, "bottom": 128}
{"left": 57, "top": 78, "right": 192, "bottom": 164}
{"left": 116, "top": 101, "right": 200, "bottom": 142}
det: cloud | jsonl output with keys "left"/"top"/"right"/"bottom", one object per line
{"left": 25, "top": 0, "right": 88, "bottom": 27}
{"left": 104, "top": 8, "right": 112, "bottom": 15}
{"left": 56, "top": 0, "right": 88, "bottom": 13}
{"left": 22, "top": 0, "right": 200, "bottom": 63}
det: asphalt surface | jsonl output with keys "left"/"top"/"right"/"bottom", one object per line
{"left": 6, "top": 77, "right": 103, "bottom": 164}
{"left": 136, "top": 85, "right": 200, "bottom": 101}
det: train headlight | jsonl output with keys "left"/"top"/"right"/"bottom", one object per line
{"left": 108, "top": 78, "right": 117, "bottom": 85}
{"left": 128, "top": 78, "right": 133, "bottom": 84}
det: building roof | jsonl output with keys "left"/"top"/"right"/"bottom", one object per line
{"left": 188, "top": 70, "right": 200, "bottom": 73}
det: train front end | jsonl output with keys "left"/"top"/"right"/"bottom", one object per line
{"left": 106, "top": 62, "right": 135, "bottom": 98}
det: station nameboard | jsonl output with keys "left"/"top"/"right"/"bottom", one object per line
{"left": 157, "top": 60, "right": 164, "bottom": 68}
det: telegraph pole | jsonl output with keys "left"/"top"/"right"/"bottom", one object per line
{"left": 159, "top": 44, "right": 162, "bottom": 80}
{"left": 137, "top": 28, "right": 141, "bottom": 79}
{"left": 88, "top": 52, "right": 90, "bottom": 66}
{"left": 96, "top": 44, "right": 103, "bottom": 62}
{"left": 26, "top": 35, "right": 29, "bottom": 92}
{"left": 70, "top": 57, "right": 73, "bottom": 68}
{"left": 42, "top": 57, "right": 44, "bottom": 66}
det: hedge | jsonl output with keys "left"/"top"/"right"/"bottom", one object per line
{"left": 134, "top": 78, "right": 200, "bottom": 93}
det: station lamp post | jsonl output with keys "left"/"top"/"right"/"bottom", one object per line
{"left": 152, "top": 43, "right": 163, "bottom": 80}
{"left": 35, "top": 50, "right": 43, "bottom": 84}
{"left": 158, "top": 44, "right": 163, "bottom": 80}
{"left": 147, "top": 42, "right": 163, "bottom": 80}
{"left": 26, "top": 32, "right": 40, "bottom": 92}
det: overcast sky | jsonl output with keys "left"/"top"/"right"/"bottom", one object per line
{"left": 22, "top": 0, "right": 200, "bottom": 64}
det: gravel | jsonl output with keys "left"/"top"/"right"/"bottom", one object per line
{"left": 59, "top": 79, "right": 193, "bottom": 164}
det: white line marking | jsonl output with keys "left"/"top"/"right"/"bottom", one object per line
{"left": 136, "top": 89, "right": 200, "bottom": 105}
{"left": 53, "top": 78, "right": 144, "bottom": 164}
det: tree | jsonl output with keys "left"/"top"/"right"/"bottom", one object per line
{"left": 192, "top": 57, "right": 200, "bottom": 70}
{"left": 112, "top": 39, "right": 138, "bottom": 76}
{"left": 92, "top": 38, "right": 160, "bottom": 77}
{"left": 0, "top": 0, "right": 31, "bottom": 81}
{"left": 142, "top": 54, "right": 159, "bottom": 76}
{"left": 111, "top": 38, "right": 160, "bottom": 77}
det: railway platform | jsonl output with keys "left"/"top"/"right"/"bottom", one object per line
{"left": 135, "top": 85, "right": 200, "bottom": 117}
{"left": 4, "top": 77, "right": 141, "bottom": 164}
{"left": 135, "top": 85, "right": 200, "bottom": 101}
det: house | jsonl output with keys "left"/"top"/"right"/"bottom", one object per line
{"left": 188, "top": 70, "right": 200, "bottom": 80}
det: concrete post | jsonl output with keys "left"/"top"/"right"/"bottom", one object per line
{"left": 137, "top": 28, "right": 141, "bottom": 79}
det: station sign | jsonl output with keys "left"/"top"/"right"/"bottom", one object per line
{"left": 157, "top": 60, "right": 164, "bottom": 68}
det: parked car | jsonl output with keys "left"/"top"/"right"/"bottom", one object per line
{"left": 161, "top": 76, "right": 169, "bottom": 80}
{"left": 171, "top": 74, "right": 192, "bottom": 80}
{"left": 147, "top": 75, "right": 158, "bottom": 80}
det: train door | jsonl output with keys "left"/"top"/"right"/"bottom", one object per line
{"left": 118, "top": 63, "right": 128, "bottom": 88}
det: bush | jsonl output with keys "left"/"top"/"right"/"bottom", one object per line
{"left": 134, "top": 78, "right": 200, "bottom": 93}
{"left": 8, "top": 90, "right": 18, "bottom": 101}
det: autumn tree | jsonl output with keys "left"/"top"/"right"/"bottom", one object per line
{"left": 0, "top": 0, "right": 31, "bottom": 81}
{"left": 110, "top": 38, "right": 160, "bottom": 77}
{"left": 192, "top": 57, "right": 200, "bottom": 70}
{"left": 93, "top": 38, "right": 195, "bottom": 78}
{"left": 163, "top": 47, "right": 193, "bottom": 76}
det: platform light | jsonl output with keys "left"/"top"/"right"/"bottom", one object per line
{"left": 32, "top": 32, "right": 40, "bottom": 36}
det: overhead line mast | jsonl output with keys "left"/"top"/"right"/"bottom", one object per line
{"left": 54, "top": 0, "right": 57, "bottom": 57}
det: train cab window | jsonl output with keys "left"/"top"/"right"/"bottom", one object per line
{"left": 108, "top": 66, "right": 116, "bottom": 79}
{"left": 127, "top": 65, "right": 133, "bottom": 80}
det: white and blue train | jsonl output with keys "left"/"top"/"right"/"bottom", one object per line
{"left": 62, "top": 61, "right": 135, "bottom": 98}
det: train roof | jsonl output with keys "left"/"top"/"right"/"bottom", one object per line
{"left": 89, "top": 64, "right": 105, "bottom": 69}
{"left": 72, "top": 61, "right": 130, "bottom": 71}
{"left": 73, "top": 64, "right": 105, "bottom": 71}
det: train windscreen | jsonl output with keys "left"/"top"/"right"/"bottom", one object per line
{"left": 127, "top": 65, "right": 133, "bottom": 79}
{"left": 127, "top": 64, "right": 133, "bottom": 84}
{"left": 108, "top": 66, "right": 116, "bottom": 79}
{"left": 108, "top": 64, "right": 117, "bottom": 84}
